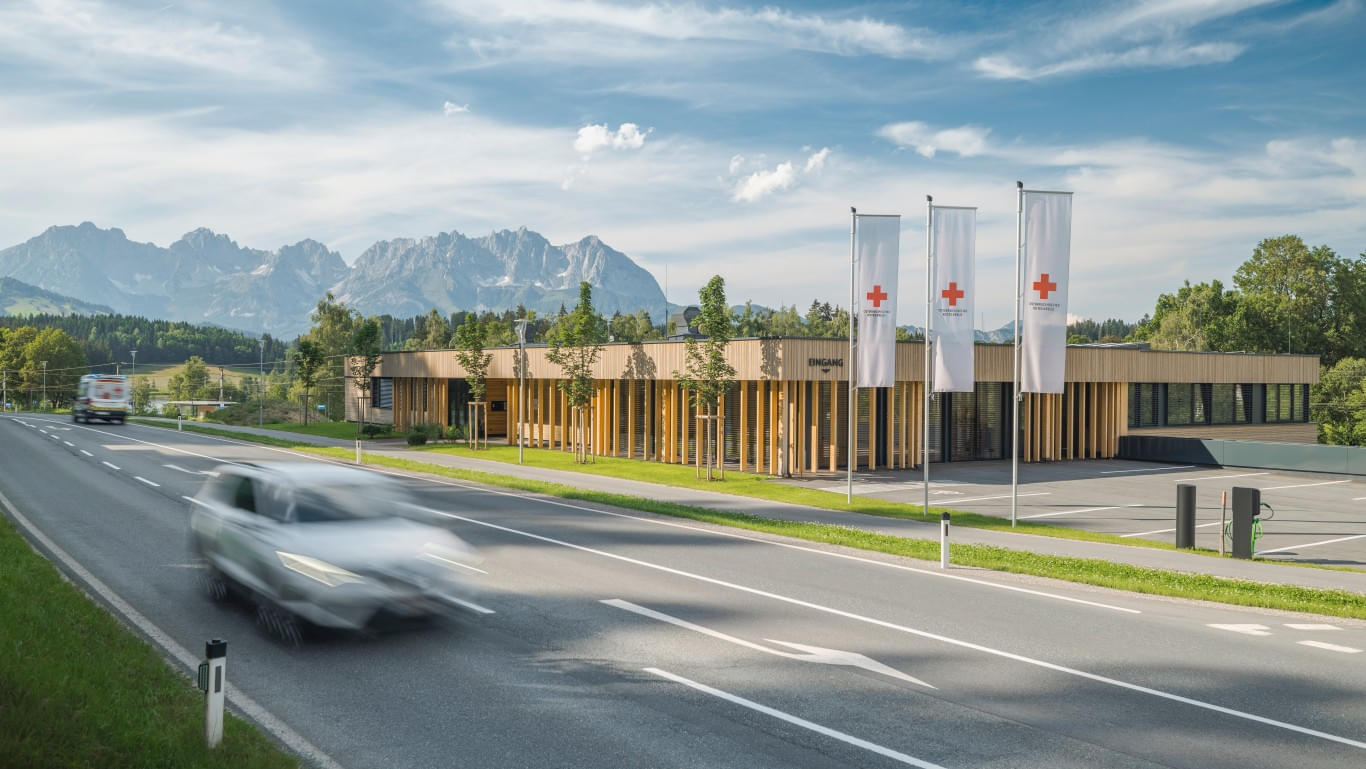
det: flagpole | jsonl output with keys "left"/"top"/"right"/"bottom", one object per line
{"left": 1012, "top": 181, "right": 1023, "bottom": 527}
{"left": 923, "top": 196, "right": 932, "bottom": 518}
{"left": 848, "top": 206, "right": 856, "bottom": 503}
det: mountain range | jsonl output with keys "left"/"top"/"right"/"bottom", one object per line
{"left": 0, "top": 277, "right": 114, "bottom": 317}
{"left": 0, "top": 223, "right": 666, "bottom": 338}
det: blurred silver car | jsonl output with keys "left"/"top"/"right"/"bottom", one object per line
{"left": 189, "top": 461, "right": 483, "bottom": 632}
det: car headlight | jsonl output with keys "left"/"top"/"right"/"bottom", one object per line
{"left": 275, "top": 551, "right": 367, "bottom": 587}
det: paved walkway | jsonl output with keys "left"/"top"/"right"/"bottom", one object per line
{"left": 143, "top": 419, "right": 1366, "bottom": 596}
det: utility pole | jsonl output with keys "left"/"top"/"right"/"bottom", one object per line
{"left": 130, "top": 350, "right": 138, "bottom": 414}
{"left": 41, "top": 361, "right": 48, "bottom": 411}
{"left": 258, "top": 338, "right": 265, "bottom": 429}
{"left": 3, "top": 369, "right": 7, "bottom": 412}
{"left": 515, "top": 318, "right": 529, "bottom": 464}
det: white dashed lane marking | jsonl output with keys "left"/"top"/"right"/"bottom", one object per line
{"left": 79, "top": 449, "right": 93, "bottom": 457}
{"left": 1297, "top": 641, "right": 1362, "bottom": 654}
{"left": 1285, "top": 624, "right": 1340, "bottom": 631}
{"left": 101, "top": 461, "right": 120, "bottom": 470}
{"left": 134, "top": 476, "right": 160, "bottom": 488}
{"left": 1209, "top": 624, "right": 1272, "bottom": 636}
{"left": 63, "top": 441, "right": 74, "bottom": 446}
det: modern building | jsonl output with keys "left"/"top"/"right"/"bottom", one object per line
{"left": 345, "top": 339, "right": 1317, "bottom": 476}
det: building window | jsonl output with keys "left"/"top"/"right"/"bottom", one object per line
{"left": 1265, "top": 383, "right": 1305, "bottom": 423}
{"left": 1210, "top": 384, "right": 1252, "bottom": 424}
{"left": 1129, "top": 383, "right": 1162, "bottom": 428}
{"left": 372, "top": 377, "right": 393, "bottom": 409}
{"left": 1167, "top": 384, "right": 1193, "bottom": 425}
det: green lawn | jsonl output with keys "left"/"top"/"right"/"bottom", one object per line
{"left": 0, "top": 514, "right": 300, "bottom": 768}
{"left": 138, "top": 420, "right": 1366, "bottom": 619}
{"left": 254, "top": 421, "right": 397, "bottom": 441}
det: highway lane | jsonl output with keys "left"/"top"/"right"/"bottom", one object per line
{"left": 4, "top": 414, "right": 1366, "bottom": 769}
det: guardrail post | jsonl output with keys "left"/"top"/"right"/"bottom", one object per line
{"left": 939, "top": 512, "right": 950, "bottom": 569}
{"left": 1175, "top": 483, "right": 1196, "bottom": 549}
{"left": 199, "top": 639, "right": 227, "bottom": 748}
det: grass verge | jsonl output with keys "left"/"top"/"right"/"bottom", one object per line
{"left": 0, "top": 514, "right": 299, "bottom": 768}
{"left": 139, "top": 419, "right": 1366, "bottom": 619}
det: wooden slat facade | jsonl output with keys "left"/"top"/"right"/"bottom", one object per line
{"left": 347, "top": 339, "right": 1318, "bottom": 474}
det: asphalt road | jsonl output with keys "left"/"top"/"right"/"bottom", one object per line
{"left": 4, "top": 413, "right": 1366, "bottom": 769}
{"left": 796, "top": 460, "right": 1366, "bottom": 567}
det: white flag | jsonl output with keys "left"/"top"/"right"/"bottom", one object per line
{"left": 931, "top": 206, "right": 976, "bottom": 392}
{"left": 856, "top": 215, "right": 900, "bottom": 389}
{"left": 1021, "top": 191, "right": 1072, "bottom": 393}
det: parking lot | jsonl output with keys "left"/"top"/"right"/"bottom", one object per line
{"left": 783, "top": 459, "right": 1366, "bottom": 568}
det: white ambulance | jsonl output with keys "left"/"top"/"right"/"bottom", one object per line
{"left": 73, "top": 374, "right": 131, "bottom": 424}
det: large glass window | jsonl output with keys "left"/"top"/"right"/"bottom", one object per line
{"left": 1167, "top": 384, "right": 1193, "bottom": 425}
{"left": 1129, "top": 383, "right": 1161, "bottom": 428}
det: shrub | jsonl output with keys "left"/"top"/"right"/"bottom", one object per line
{"left": 361, "top": 423, "right": 386, "bottom": 439}
{"left": 406, "top": 429, "right": 428, "bottom": 446}
{"left": 445, "top": 424, "right": 466, "bottom": 440}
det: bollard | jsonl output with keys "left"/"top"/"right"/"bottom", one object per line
{"left": 355, "top": 439, "right": 362, "bottom": 465}
{"left": 1175, "top": 484, "right": 1196, "bottom": 549}
{"left": 939, "top": 512, "right": 950, "bottom": 569}
{"left": 1230, "top": 486, "right": 1260, "bottom": 560}
{"left": 177, "top": 415, "right": 183, "bottom": 432}
{"left": 198, "top": 639, "right": 227, "bottom": 748}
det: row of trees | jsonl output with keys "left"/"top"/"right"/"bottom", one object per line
{"left": 0, "top": 313, "right": 286, "bottom": 368}
{"left": 0, "top": 325, "right": 86, "bottom": 408}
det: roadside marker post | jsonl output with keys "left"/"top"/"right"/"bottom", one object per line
{"left": 198, "top": 639, "right": 227, "bottom": 748}
{"left": 177, "top": 415, "right": 183, "bottom": 432}
{"left": 1219, "top": 490, "right": 1227, "bottom": 556}
{"left": 939, "top": 512, "right": 950, "bottom": 570}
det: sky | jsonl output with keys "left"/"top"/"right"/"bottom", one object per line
{"left": 0, "top": 0, "right": 1363, "bottom": 328}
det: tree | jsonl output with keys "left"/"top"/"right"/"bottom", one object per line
{"left": 294, "top": 339, "right": 324, "bottom": 425}
{"left": 19, "top": 328, "right": 84, "bottom": 408}
{"left": 1312, "top": 357, "right": 1366, "bottom": 445}
{"left": 304, "top": 293, "right": 358, "bottom": 418}
{"left": 421, "top": 309, "right": 451, "bottom": 350}
{"left": 167, "top": 355, "right": 211, "bottom": 401}
{"left": 348, "top": 318, "right": 383, "bottom": 435}
{"left": 132, "top": 376, "right": 154, "bottom": 414}
{"left": 1138, "top": 280, "right": 1243, "bottom": 352}
{"left": 546, "top": 282, "right": 607, "bottom": 462}
{"left": 454, "top": 316, "right": 494, "bottom": 449}
{"left": 673, "top": 276, "right": 736, "bottom": 480}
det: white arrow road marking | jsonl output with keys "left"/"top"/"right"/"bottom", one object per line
{"left": 646, "top": 667, "right": 948, "bottom": 769}
{"left": 1298, "top": 641, "right": 1361, "bottom": 654}
{"left": 605, "top": 599, "right": 934, "bottom": 689}
{"left": 1209, "top": 624, "right": 1272, "bottom": 636}
{"left": 1285, "top": 624, "right": 1340, "bottom": 631}
{"left": 163, "top": 463, "right": 220, "bottom": 477}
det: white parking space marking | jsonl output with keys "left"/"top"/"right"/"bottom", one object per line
{"left": 79, "top": 449, "right": 93, "bottom": 456}
{"left": 645, "top": 668, "right": 948, "bottom": 769}
{"left": 1121, "top": 521, "right": 1221, "bottom": 538}
{"left": 1179, "top": 472, "right": 1269, "bottom": 482}
{"left": 134, "top": 476, "right": 160, "bottom": 487}
{"left": 1209, "top": 624, "right": 1272, "bottom": 636}
{"left": 1100, "top": 465, "right": 1195, "bottom": 474}
{"left": 1298, "top": 641, "right": 1362, "bottom": 654}
{"left": 940, "top": 492, "right": 1050, "bottom": 505}
{"left": 1285, "top": 624, "right": 1340, "bottom": 631}
{"left": 1257, "top": 533, "right": 1366, "bottom": 555}
{"left": 1353, "top": 496, "right": 1366, "bottom": 501}
{"left": 63, "top": 441, "right": 74, "bottom": 447}
{"left": 1260, "top": 480, "right": 1351, "bottom": 491}
{"left": 101, "top": 461, "right": 120, "bottom": 470}
{"left": 1022, "top": 503, "right": 1142, "bottom": 520}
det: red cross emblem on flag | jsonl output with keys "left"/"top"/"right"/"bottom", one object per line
{"left": 1033, "top": 273, "right": 1058, "bottom": 300}
{"left": 941, "top": 282, "right": 965, "bottom": 307}
{"left": 866, "top": 285, "right": 889, "bottom": 308}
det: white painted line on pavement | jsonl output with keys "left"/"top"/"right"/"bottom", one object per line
{"left": 0, "top": 488, "right": 347, "bottom": 769}
{"left": 1121, "top": 521, "right": 1221, "bottom": 538}
{"left": 101, "top": 461, "right": 120, "bottom": 470}
{"left": 1179, "top": 472, "right": 1268, "bottom": 482}
{"left": 163, "top": 463, "right": 219, "bottom": 477}
{"left": 1208, "top": 624, "right": 1272, "bottom": 637}
{"left": 134, "top": 476, "right": 160, "bottom": 487}
{"left": 1260, "top": 480, "right": 1351, "bottom": 491}
{"left": 644, "top": 667, "right": 947, "bottom": 769}
{"left": 607, "top": 599, "right": 934, "bottom": 688}
{"left": 1100, "top": 465, "right": 1195, "bottom": 474}
{"left": 1352, "top": 496, "right": 1366, "bottom": 501}
{"left": 443, "top": 596, "right": 495, "bottom": 615}
{"left": 1022, "top": 503, "right": 1143, "bottom": 520}
{"left": 1257, "top": 533, "right": 1366, "bottom": 555}
{"left": 1297, "top": 641, "right": 1362, "bottom": 654}
{"left": 24, "top": 416, "right": 243, "bottom": 467}
{"left": 1285, "top": 624, "right": 1340, "bottom": 631}
{"left": 79, "top": 449, "right": 92, "bottom": 457}
{"left": 434, "top": 512, "right": 1366, "bottom": 751}
{"left": 939, "top": 492, "right": 1050, "bottom": 505}
{"left": 63, "top": 441, "right": 73, "bottom": 447}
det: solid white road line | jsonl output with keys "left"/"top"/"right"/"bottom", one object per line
{"left": 935, "top": 492, "right": 1050, "bottom": 505}
{"left": 433, "top": 512, "right": 1366, "bottom": 750}
{"left": 1285, "top": 624, "right": 1340, "bottom": 631}
{"left": 1257, "top": 533, "right": 1366, "bottom": 555}
{"left": 134, "top": 476, "right": 160, "bottom": 487}
{"left": 1260, "top": 480, "right": 1351, "bottom": 491}
{"left": 1177, "top": 472, "right": 1269, "bottom": 482}
{"left": 1121, "top": 521, "right": 1222, "bottom": 538}
{"left": 112, "top": 422, "right": 1143, "bottom": 615}
{"left": 1100, "top": 465, "right": 1196, "bottom": 474}
{"left": 644, "top": 667, "right": 948, "bottom": 769}
{"left": 1297, "top": 641, "right": 1362, "bottom": 654}
{"left": 79, "top": 449, "right": 93, "bottom": 457}
{"left": 1208, "top": 624, "right": 1272, "bottom": 637}
{"left": 1021, "top": 503, "right": 1143, "bottom": 520}
{"left": 606, "top": 599, "right": 934, "bottom": 688}
{"left": 0, "top": 488, "right": 346, "bottom": 769}
{"left": 101, "top": 461, "right": 120, "bottom": 470}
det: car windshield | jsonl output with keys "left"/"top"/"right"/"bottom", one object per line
{"left": 287, "top": 483, "right": 411, "bottom": 523}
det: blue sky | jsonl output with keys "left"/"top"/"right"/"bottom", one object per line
{"left": 1, "top": 0, "right": 1362, "bottom": 328}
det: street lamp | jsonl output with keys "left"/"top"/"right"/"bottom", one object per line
{"left": 41, "top": 360, "right": 47, "bottom": 411}
{"left": 514, "top": 318, "right": 529, "bottom": 465}
{"left": 130, "top": 350, "right": 137, "bottom": 414}
{"left": 258, "top": 337, "right": 265, "bottom": 429}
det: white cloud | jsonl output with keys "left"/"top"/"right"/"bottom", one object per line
{"left": 431, "top": 0, "right": 947, "bottom": 60}
{"left": 804, "top": 147, "right": 831, "bottom": 173}
{"left": 975, "top": 42, "right": 1244, "bottom": 80}
{"left": 574, "top": 122, "right": 649, "bottom": 155}
{"left": 878, "top": 122, "right": 990, "bottom": 158}
{"left": 728, "top": 154, "right": 745, "bottom": 175}
{"left": 732, "top": 161, "right": 796, "bottom": 203}
{"left": 443, "top": 101, "right": 469, "bottom": 115}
